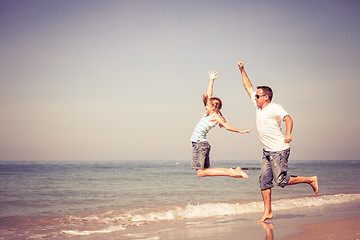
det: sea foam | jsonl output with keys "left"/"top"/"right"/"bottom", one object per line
{"left": 62, "top": 193, "right": 360, "bottom": 236}
{"left": 128, "top": 193, "right": 360, "bottom": 222}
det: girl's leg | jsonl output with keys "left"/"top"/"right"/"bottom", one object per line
{"left": 196, "top": 167, "right": 248, "bottom": 178}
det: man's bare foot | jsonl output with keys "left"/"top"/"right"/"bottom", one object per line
{"left": 257, "top": 212, "right": 273, "bottom": 223}
{"left": 235, "top": 167, "right": 249, "bottom": 179}
{"left": 310, "top": 176, "right": 319, "bottom": 195}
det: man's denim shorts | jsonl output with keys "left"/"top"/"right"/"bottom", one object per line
{"left": 259, "top": 148, "right": 291, "bottom": 190}
{"left": 191, "top": 141, "right": 211, "bottom": 169}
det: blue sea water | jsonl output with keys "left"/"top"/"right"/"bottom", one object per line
{"left": 0, "top": 160, "right": 359, "bottom": 239}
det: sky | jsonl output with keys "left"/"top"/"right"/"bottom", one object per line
{"left": 0, "top": 0, "right": 359, "bottom": 161}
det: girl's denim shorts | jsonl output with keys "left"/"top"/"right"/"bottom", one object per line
{"left": 191, "top": 141, "right": 211, "bottom": 169}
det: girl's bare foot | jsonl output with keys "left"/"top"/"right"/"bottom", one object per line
{"left": 235, "top": 167, "right": 249, "bottom": 179}
{"left": 228, "top": 168, "right": 239, "bottom": 178}
{"left": 310, "top": 176, "right": 319, "bottom": 195}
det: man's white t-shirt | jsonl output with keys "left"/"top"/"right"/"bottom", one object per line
{"left": 251, "top": 91, "right": 290, "bottom": 151}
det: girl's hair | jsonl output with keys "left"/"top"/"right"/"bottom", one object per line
{"left": 202, "top": 94, "right": 226, "bottom": 128}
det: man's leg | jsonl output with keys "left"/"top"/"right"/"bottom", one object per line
{"left": 270, "top": 148, "right": 319, "bottom": 195}
{"left": 258, "top": 188, "right": 273, "bottom": 223}
{"left": 287, "top": 176, "right": 319, "bottom": 195}
{"left": 258, "top": 150, "right": 274, "bottom": 223}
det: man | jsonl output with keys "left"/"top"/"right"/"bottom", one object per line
{"left": 237, "top": 62, "right": 319, "bottom": 223}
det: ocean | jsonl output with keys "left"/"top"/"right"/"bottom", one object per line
{"left": 0, "top": 160, "right": 359, "bottom": 239}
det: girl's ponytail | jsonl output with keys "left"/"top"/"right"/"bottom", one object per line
{"left": 209, "top": 97, "right": 226, "bottom": 128}
{"left": 202, "top": 94, "right": 208, "bottom": 107}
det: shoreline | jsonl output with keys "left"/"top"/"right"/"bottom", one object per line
{"left": 152, "top": 199, "right": 360, "bottom": 240}
{"left": 0, "top": 196, "right": 359, "bottom": 239}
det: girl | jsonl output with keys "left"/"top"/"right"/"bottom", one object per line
{"left": 190, "top": 71, "right": 251, "bottom": 178}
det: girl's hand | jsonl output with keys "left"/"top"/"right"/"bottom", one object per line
{"left": 209, "top": 71, "right": 218, "bottom": 81}
{"left": 239, "top": 129, "right": 252, "bottom": 134}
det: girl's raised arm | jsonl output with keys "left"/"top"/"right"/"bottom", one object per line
{"left": 206, "top": 71, "right": 218, "bottom": 98}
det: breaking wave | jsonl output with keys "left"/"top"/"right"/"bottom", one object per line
{"left": 63, "top": 193, "right": 360, "bottom": 236}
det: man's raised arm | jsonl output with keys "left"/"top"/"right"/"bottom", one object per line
{"left": 237, "top": 62, "right": 255, "bottom": 98}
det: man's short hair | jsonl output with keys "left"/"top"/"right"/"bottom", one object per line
{"left": 257, "top": 86, "right": 273, "bottom": 101}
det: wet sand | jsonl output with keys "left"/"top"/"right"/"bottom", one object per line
{"left": 286, "top": 217, "right": 360, "bottom": 240}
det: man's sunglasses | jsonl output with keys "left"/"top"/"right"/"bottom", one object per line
{"left": 255, "top": 94, "right": 266, "bottom": 99}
